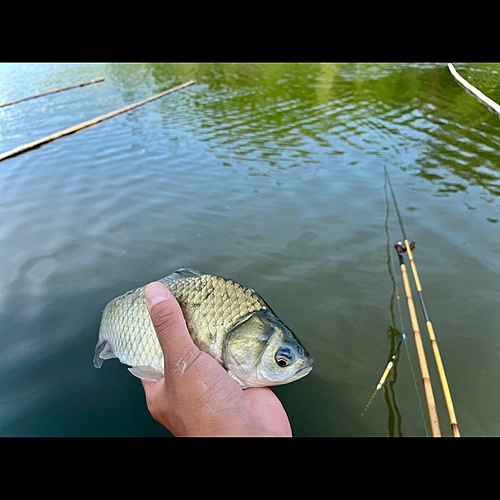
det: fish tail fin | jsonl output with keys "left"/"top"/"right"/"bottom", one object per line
{"left": 93, "top": 339, "right": 116, "bottom": 368}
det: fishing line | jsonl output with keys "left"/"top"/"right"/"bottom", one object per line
{"left": 385, "top": 171, "right": 430, "bottom": 436}
{"left": 361, "top": 173, "right": 429, "bottom": 437}
{"left": 361, "top": 177, "right": 406, "bottom": 418}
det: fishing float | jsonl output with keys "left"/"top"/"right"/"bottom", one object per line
{"left": 384, "top": 166, "right": 460, "bottom": 437}
{"left": 361, "top": 333, "right": 405, "bottom": 418}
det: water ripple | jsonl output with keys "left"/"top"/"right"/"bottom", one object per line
{"left": 1, "top": 63, "right": 500, "bottom": 436}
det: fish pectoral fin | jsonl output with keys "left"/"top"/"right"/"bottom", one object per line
{"left": 128, "top": 366, "right": 164, "bottom": 382}
{"left": 93, "top": 340, "right": 116, "bottom": 368}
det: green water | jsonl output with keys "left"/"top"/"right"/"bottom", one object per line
{"left": 0, "top": 62, "right": 499, "bottom": 436}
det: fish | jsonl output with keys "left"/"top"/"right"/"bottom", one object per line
{"left": 93, "top": 268, "right": 313, "bottom": 388}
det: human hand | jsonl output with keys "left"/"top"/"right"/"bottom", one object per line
{"left": 141, "top": 282, "right": 292, "bottom": 437}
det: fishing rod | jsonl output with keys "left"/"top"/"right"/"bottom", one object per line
{"left": 384, "top": 166, "right": 460, "bottom": 437}
{"left": 394, "top": 241, "right": 441, "bottom": 436}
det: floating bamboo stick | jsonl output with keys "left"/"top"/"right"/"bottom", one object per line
{"left": 448, "top": 63, "right": 500, "bottom": 117}
{"left": 0, "top": 80, "right": 195, "bottom": 162}
{"left": 0, "top": 77, "right": 105, "bottom": 109}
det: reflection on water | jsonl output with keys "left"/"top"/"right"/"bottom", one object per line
{"left": 383, "top": 177, "right": 406, "bottom": 438}
{"left": 0, "top": 63, "right": 499, "bottom": 436}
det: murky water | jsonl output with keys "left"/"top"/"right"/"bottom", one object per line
{"left": 1, "top": 62, "right": 499, "bottom": 436}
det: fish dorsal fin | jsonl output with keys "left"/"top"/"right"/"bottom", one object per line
{"left": 161, "top": 268, "right": 205, "bottom": 282}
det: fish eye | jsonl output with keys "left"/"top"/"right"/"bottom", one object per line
{"left": 276, "top": 357, "right": 289, "bottom": 367}
{"left": 275, "top": 347, "right": 294, "bottom": 368}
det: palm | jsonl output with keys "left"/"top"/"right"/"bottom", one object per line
{"left": 143, "top": 351, "right": 292, "bottom": 436}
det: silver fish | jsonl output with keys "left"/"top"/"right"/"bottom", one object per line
{"left": 94, "top": 268, "right": 313, "bottom": 388}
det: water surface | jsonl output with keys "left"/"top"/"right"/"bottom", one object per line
{"left": 1, "top": 62, "right": 499, "bottom": 436}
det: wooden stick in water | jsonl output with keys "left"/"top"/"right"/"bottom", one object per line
{"left": 0, "top": 77, "right": 105, "bottom": 109}
{"left": 0, "top": 80, "right": 195, "bottom": 162}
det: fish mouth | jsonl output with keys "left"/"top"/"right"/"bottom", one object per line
{"left": 298, "top": 363, "right": 314, "bottom": 376}
{"left": 291, "top": 360, "right": 314, "bottom": 381}
{"left": 241, "top": 359, "right": 314, "bottom": 388}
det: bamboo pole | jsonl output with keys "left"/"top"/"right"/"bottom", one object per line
{"left": 0, "top": 80, "right": 195, "bottom": 162}
{"left": 405, "top": 241, "right": 461, "bottom": 437}
{"left": 448, "top": 63, "right": 500, "bottom": 117}
{"left": 397, "top": 247, "right": 442, "bottom": 437}
{"left": 0, "top": 77, "right": 105, "bottom": 109}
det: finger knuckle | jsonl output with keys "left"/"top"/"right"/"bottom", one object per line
{"left": 150, "top": 303, "right": 179, "bottom": 333}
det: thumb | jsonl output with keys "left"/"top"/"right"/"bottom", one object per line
{"left": 144, "top": 282, "right": 200, "bottom": 374}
